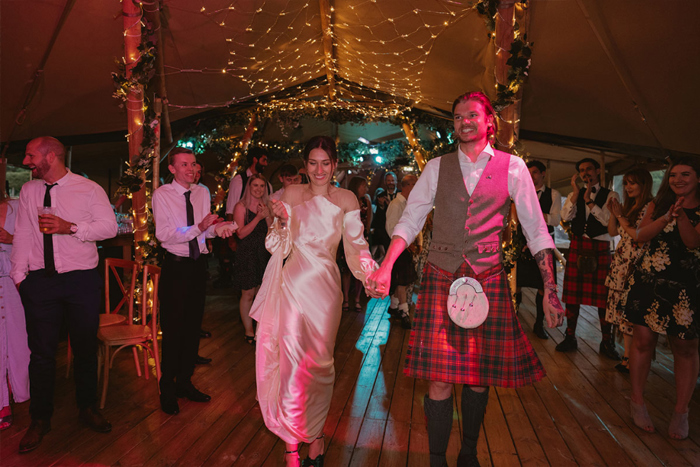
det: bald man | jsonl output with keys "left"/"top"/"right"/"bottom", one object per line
{"left": 11, "top": 137, "right": 118, "bottom": 453}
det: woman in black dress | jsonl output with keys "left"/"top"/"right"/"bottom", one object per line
{"left": 233, "top": 174, "right": 272, "bottom": 344}
{"left": 625, "top": 157, "right": 700, "bottom": 440}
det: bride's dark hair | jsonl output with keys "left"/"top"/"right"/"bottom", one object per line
{"left": 303, "top": 136, "right": 337, "bottom": 164}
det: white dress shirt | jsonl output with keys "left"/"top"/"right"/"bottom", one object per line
{"left": 10, "top": 171, "right": 118, "bottom": 284}
{"left": 385, "top": 193, "right": 407, "bottom": 237}
{"left": 561, "top": 183, "right": 619, "bottom": 241}
{"left": 270, "top": 187, "right": 285, "bottom": 201}
{"left": 152, "top": 181, "right": 217, "bottom": 257}
{"left": 536, "top": 185, "right": 562, "bottom": 227}
{"left": 393, "top": 144, "right": 554, "bottom": 257}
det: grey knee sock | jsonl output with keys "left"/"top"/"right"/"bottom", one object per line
{"left": 457, "top": 386, "right": 490, "bottom": 467}
{"left": 424, "top": 394, "right": 454, "bottom": 467}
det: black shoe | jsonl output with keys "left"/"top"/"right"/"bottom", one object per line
{"left": 78, "top": 406, "right": 112, "bottom": 433}
{"left": 19, "top": 419, "right": 51, "bottom": 454}
{"left": 533, "top": 322, "right": 549, "bottom": 340}
{"left": 399, "top": 311, "right": 412, "bottom": 329}
{"left": 555, "top": 335, "right": 578, "bottom": 352}
{"left": 200, "top": 329, "right": 212, "bottom": 338}
{"left": 160, "top": 393, "right": 180, "bottom": 415}
{"left": 388, "top": 306, "right": 399, "bottom": 318}
{"left": 302, "top": 454, "right": 325, "bottom": 467}
{"left": 195, "top": 355, "right": 212, "bottom": 365}
{"left": 600, "top": 340, "right": 622, "bottom": 361}
{"left": 175, "top": 383, "right": 211, "bottom": 402}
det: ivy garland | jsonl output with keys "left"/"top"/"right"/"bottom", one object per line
{"left": 111, "top": 11, "right": 161, "bottom": 265}
{"left": 474, "top": 0, "right": 533, "bottom": 112}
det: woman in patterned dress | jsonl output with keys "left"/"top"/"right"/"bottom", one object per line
{"left": 605, "top": 168, "right": 653, "bottom": 373}
{"left": 624, "top": 157, "right": 700, "bottom": 440}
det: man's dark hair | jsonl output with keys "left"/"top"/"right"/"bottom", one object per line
{"left": 246, "top": 146, "right": 267, "bottom": 166}
{"left": 168, "top": 147, "right": 194, "bottom": 166}
{"left": 278, "top": 164, "right": 298, "bottom": 177}
{"left": 575, "top": 157, "right": 600, "bottom": 172}
{"left": 526, "top": 160, "right": 546, "bottom": 173}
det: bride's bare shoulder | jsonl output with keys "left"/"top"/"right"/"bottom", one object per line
{"left": 330, "top": 187, "right": 360, "bottom": 213}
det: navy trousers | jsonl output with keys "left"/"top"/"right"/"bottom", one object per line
{"left": 158, "top": 253, "right": 207, "bottom": 394}
{"left": 20, "top": 268, "right": 102, "bottom": 421}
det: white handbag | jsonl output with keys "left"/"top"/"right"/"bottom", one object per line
{"left": 447, "top": 277, "right": 489, "bottom": 329}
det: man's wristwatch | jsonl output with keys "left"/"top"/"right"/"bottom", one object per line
{"left": 69, "top": 223, "right": 78, "bottom": 234}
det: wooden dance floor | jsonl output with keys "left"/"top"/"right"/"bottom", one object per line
{"left": 1, "top": 284, "right": 698, "bottom": 466}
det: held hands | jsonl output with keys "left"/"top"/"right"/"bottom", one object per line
{"left": 38, "top": 214, "right": 72, "bottom": 235}
{"left": 0, "top": 227, "right": 13, "bottom": 244}
{"left": 198, "top": 213, "right": 220, "bottom": 232}
{"left": 366, "top": 265, "right": 392, "bottom": 299}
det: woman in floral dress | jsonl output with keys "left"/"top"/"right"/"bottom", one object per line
{"left": 605, "top": 168, "right": 653, "bottom": 373}
{"left": 624, "top": 157, "right": 700, "bottom": 440}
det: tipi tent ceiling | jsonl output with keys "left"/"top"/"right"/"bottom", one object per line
{"left": 2, "top": 1, "right": 698, "bottom": 182}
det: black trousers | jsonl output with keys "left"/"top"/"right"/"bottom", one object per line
{"left": 159, "top": 253, "right": 207, "bottom": 393}
{"left": 20, "top": 268, "right": 102, "bottom": 421}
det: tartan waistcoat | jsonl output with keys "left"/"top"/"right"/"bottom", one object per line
{"left": 428, "top": 150, "right": 511, "bottom": 274}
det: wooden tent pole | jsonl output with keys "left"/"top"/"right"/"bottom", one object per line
{"left": 124, "top": 0, "right": 147, "bottom": 262}
{"left": 215, "top": 113, "right": 258, "bottom": 208}
{"left": 319, "top": 0, "right": 336, "bottom": 100}
{"left": 150, "top": 0, "right": 173, "bottom": 144}
{"left": 153, "top": 97, "right": 162, "bottom": 190}
{"left": 401, "top": 123, "right": 427, "bottom": 172}
{"left": 494, "top": 0, "right": 525, "bottom": 151}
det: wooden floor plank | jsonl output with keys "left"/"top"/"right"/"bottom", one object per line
{"left": 1, "top": 266, "right": 696, "bottom": 466}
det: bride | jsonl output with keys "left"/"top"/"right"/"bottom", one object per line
{"left": 250, "top": 136, "right": 380, "bottom": 466}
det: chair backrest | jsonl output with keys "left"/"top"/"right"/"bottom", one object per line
{"left": 139, "top": 264, "right": 161, "bottom": 337}
{"left": 104, "top": 258, "right": 139, "bottom": 321}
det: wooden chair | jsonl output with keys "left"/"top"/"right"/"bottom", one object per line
{"left": 98, "top": 264, "right": 161, "bottom": 409}
{"left": 66, "top": 258, "right": 138, "bottom": 378}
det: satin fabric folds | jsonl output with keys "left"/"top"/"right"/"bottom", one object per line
{"left": 250, "top": 196, "right": 376, "bottom": 444}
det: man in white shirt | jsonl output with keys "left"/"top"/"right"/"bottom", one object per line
{"left": 367, "top": 92, "right": 564, "bottom": 467}
{"left": 557, "top": 158, "right": 621, "bottom": 360}
{"left": 270, "top": 163, "right": 299, "bottom": 201}
{"left": 11, "top": 137, "right": 118, "bottom": 453}
{"left": 385, "top": 174, "right": 419, "bottom": 329}
{"left": 225, "top": 147, "right": 271, "bottom": 217}
{"left": 152, "top": 148, "right": 235, "bottom": 415}
{"left": 515, "top": 160, "right": 562, "bottom": 339}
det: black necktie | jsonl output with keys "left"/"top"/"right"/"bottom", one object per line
{"left": 184, "top": 191, "right": 200, "bottom": 260}
{"left": 43, "top": 183, "right": 57, "bottom": 274}
{"left": 591, "top": 186, "right": 597, "bottom": 194}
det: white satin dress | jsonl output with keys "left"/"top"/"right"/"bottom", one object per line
{"left": 250, "top": 195, "right": 376, "bottom": 444}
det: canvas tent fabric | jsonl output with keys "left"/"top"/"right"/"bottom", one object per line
{"left": 2, "top": 0, "right": 698, "bottom": 186}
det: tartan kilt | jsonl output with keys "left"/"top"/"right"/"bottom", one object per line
{"left": 562, "top": 237, "right": 611, "bottom": 308}
{"left": 404, "top": 261, "right": 546, "bottom": 388}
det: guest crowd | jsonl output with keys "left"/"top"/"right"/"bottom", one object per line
{"left": 0, "top": 95, "right": 697, "bottom": 466}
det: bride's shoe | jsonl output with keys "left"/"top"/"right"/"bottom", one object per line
{"left": 302, "top": 434, "right": 325, "bottom": 467}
